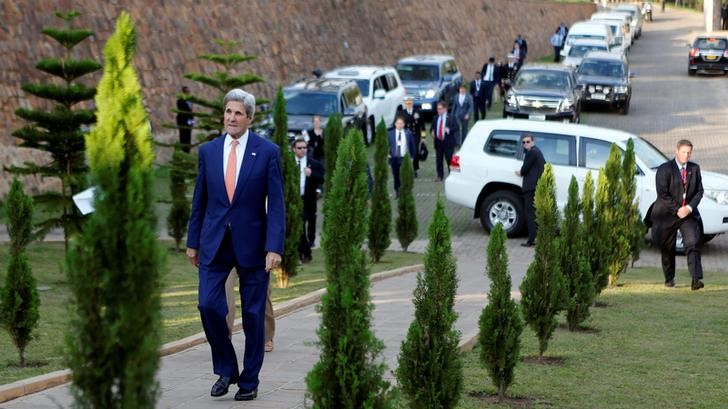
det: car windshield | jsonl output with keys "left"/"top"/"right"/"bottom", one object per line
{"left": 578, "top": 61, "right": 625, "bottom": 77}
{"left": 695, "top": 38, "right": 728, "bottom": 49}
{"left": 396, "top": 64, "right": 439, "bottom": 82}
{"left": 514, "top": 70, "right": 570, "bottom": 90}
{"left": 284, "top": 92, "right": 338, "bottom": 116}
{"left": 569, "top": 44, "right": 608, "bottom": 57}
{"left": 567, "top": 34, "right": 606, "bottom": 44}
{"left": 353, "top": 79, "right": 370, "bottom": 97}
{"left": 629, "top": 137, "right": 668, "bottom": 169}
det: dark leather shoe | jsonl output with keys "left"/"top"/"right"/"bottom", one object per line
{"left": 234, "top": 387, "right": 258, "bottom": 401}
{"left": 520, "top": 242, "right": 535, "bottom": 247}
{"left": 691, "top": 279, "right": 704, "bottom": 291}
{"left": 210, "top": 376, "right": 236, "bottom": 397}
{"left": 665, "top": 279, "right": 675, "bottom": 288}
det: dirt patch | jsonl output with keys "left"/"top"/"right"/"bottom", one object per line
{"left": 467, "top": 391, "right": 542, "bottom": 408}
{"left": 522, "top": 355, "right": 566, "bottom": 366}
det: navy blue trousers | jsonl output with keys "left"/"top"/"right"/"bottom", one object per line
{"left": 198, "top": 231, "right": 268, "bottom": 391}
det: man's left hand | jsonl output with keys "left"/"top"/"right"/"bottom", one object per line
{"left": 677, "top": 206, "right": 691, "bottom": 219}
{"left": 265, "top": 252, "right": 282, "bottom": 272}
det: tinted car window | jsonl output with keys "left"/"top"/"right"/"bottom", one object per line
{"left": 484, "top": 131, "right": 521, "bottom": 158}
{"left": 695, "top": 38, "right": 727, "bottom": 49}
{"left": 580, "top": 137, "right": 613, "bottom": 169}
{"left": 386, "top": 73, "right": 399, "bottom": 90}
{"left": 354, "top": 79, "right": 370, "bottom": 97}
{"left": 396, "top": 64, "right": 439, "bottom": 82}
{"left": 373, "top": 76, "right": 385, "bottom": 93}
{"left": 569, "top": 44, "right": 608, "bottom": 57}
{"left": 285, "top": 91, "right": 338, "bottom": 117}
{"left": 514, "top": 70, "right": 570, "bottom": 90}
{"left": 578, "top": 61, "right": 625, "bottom": 77}
{"left": 629, "top": 137, "right": 667, "bottom": 169}
{"left": 531, "top": 132, "right": 576, "bottom": 166}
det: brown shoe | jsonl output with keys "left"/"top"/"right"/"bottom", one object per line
{"left": 265, "top": 340, "right": 274, "bottom": 352}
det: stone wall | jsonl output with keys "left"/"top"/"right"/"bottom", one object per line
{"left": 0, "top": 0, "right": 595, "bottom": 196}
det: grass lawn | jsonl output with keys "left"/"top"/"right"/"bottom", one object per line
{"left": 454, "top": 267, "right": 728, "bottom": 409}
{"left": 0, "top": 241, "right": 422, "bottom": 385}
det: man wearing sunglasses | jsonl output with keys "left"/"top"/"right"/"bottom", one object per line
{"left": 292, "top": 137, "right": 324, "bottom": 262}
{"left": 515, "top": 133, "right": 545, "bottom": 247}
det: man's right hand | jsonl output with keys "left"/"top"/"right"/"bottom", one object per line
{"left": 186, "top": 248, "right": 199, "bottom": 267}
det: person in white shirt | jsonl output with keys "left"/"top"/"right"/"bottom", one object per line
{"left": 291, "top": 137, "right": 324, "bottom": 261}
{"left": 450, "top": 84, "right": 473, "bottom": 145}
{"left": 550, "top": 28, "right": 563, "bottom": 63}
{"left": 388, "top": 116, "right": 418, "bottom": 196}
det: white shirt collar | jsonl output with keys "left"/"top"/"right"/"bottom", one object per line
{"left": 225, "top": 129, "right": 249, "bottom": 147}
{"left": 675, "top": 158, "right": 686, "bottom": 170}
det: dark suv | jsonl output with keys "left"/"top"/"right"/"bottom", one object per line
{"left": 396, "top": 55, "right": 462, "bottom": 120}
{"left": 688, "top": 35, "right": 728, "bottom": 76}
{"left": 576, "top": 51, "right": 632, "bottom": 115}
{"left": 280, "top": 78, "right": 368, "bottom": 143}
{"left": 503, "top": 64, "right": 582, "bottom": 123}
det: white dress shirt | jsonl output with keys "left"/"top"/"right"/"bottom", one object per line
{"left": 297, "top": 155, "right": 308, "bottom": 196}
{"left": 396, "top": 129, "right": 408, "bottom": 158}
{"left": 458, "top": 94, "right": 465, "bottom": 105}
{"left": 484, "top": 64, "right": 494, "bottom": 82}
{"left": 223, "top": 130, "right": 248, "bottom": 188}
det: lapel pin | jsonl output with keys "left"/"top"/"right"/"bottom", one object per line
{"left": 252, "top": 152, "right": 257, "bottom": 156}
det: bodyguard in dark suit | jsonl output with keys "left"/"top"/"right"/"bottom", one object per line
{"left": 187, "top": 89, "right": 285, "bottom": 401}
{"left": 389, "top": 116, "right": 418, "bottom": 195}
{"left": 450, "top": 84, "right": 473, "bottom": 145}
{"left": 515, "top": 133, "right": 545, "bottom": 247}
{"left": 292, "top": 137, "right": 324, "bottom": 261}
{"left": 306, "top": 115, "right": 325, "bottom": 162}
{"left": 431, "top": 101, "right": 459, "bottom": 181}
{"left": 480, "top": 57, "right": 501, "bottom": 110}
{"left": 397, "top": 97, "right": 422, "bottom": 177}
{"left": 649, "top": 139, "right": 705, "bottom": 290}
{"left": 470, "top": 71, "right": 486, "bottom": 121}
{"left": 176, "top": 86, "right": 193, "bottom": 153}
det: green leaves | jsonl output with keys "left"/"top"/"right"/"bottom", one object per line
{"left": 396, "top": 154, "right": 418, "bottom": 252}
{"left": 21, "top": 83, "right": 96, "bottom": 106}
{"left": 35, "top": 58, "right": 103, "bottom": 82}
{"left": 368, "top": 119, "right": 392, "bottom": 263}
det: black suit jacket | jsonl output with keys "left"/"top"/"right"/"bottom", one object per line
{"left": 520, "top": 145, "right": 545, "bottom": 193}
{"left": 431, "top": 114, "right": 459, "bottom": 149}
{"left": 300, "top": 156, "right": 324, "bottom": 216}
{"left": 307, "top": 129, "right": 325, "bottom": 161}
{"left": 470, "top": 79, "right": 485, "bottom": 100}
{"left": 388, "top": 128, "right": 418, "bottom": 160}
{"left": 397, "top": 107, "right": 422, "bottom": 139}
{"left": 176, "top": 98, "right": 192, "bottom": 126}
{"left": 650, "top": 159, "right": 703, "bottom": 222}
{"left": 479, "top": 63, "right": 501, "bottom": 84}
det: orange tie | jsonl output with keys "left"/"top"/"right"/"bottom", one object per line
{"left": 225, "top": 139, "right": 239, "bottom": 203}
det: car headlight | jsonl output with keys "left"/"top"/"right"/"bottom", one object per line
{"left": 704, "top": 190, "right": 728, "bottom": 205}
{"left": 424, "top": 89, "right": 437, "bottom": 99}
{"left": 614, "top": 85, "right": 629, "bottom": 94}
{"left": 559, "top": 98, "right": 574, "bottom": 112}
{"left": 588, "top": 85, "right": 596, "bottom": 93}
{"left": 506, "top": 93, "right": 518, "bottom": 107}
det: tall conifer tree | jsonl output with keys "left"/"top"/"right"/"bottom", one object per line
{"left": 369, "top": 119, "right": 392, "bottom": 262}
{"left": 396, "top": 154, "right": 418, "bottom": 251}
{"left": 622, "top": 139, "right": 646, "bottom": 267}
{"left": 323, "top": 113, "right": 343, "bottom": 195}
{"left": 397, "top": 198, "right": 462, "bottom": 408}
{"left": 65, "top": 14, "right": 164, "bottom": 408}
{"left": 593, "top": 169, "right": 612, "bottom": 297}
{"left": 7, "top": 10, "right": 101, "bottom": 252}
{"left": 306, "top": 129, "right": 391, "bottom": 408}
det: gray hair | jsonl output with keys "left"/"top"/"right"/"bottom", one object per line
{"left": 223, "top": 88, "right": 256, "bottom": 119}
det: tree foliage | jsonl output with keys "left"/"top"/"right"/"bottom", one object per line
{"left": 396, "top": 154, "right": 418, "bottom": 251}
{"left": 622, "top": 139, "right": 646, "bottom": 267}
{"left": 166, "top": 146, "right": 195, "bottom": 251}
{"left": 397, "top": 198, "right": 462, "bottom": 408}
{"left": 593, "top": 169, "right": 613, "bottom": 297}
{"left": 598, "top": 145, "right": 632, "bottom": 287}
{"left": 560, "top": 177, "right": 594, "bottom": 331}
{"left": 306, "top": 129, "right": 392, "bottom": 408}
{"left": 323, "top": 113, "right": 344, "bottom": 195}
{"left": 65, "top": 13, "right": 165, "bottom": 408}
{"left": 368, "top": 119, "right": 392, "bottom": 262}
{"left": 478, "top": 223, "right": 522, "bottom": 402}
{"left": 519, "top": 164, "right": 567, "bottom": 360}
{"left": 0, "top": 178, "right": 40, "bottom": 367}
{"left": 6, "top": 10, "right": 101, "bottom": 252}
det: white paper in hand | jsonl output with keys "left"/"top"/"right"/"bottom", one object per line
{"left": 72, "top": 187, "right": 96, "bottom": 215}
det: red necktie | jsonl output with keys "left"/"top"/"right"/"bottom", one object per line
{"left": 437, "top": 116, "right": 444, "bottom": 141}
{"left": 680, "top": 166, "right": 687, "bottom": 207}
{"left": 225, "top": 139, "right": 239, "bottom": 203}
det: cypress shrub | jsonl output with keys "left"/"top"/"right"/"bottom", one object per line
{"left": 65, "top": 13, "right": 165, "bottom": 408}
{"left": 622, "top": 139, "right": 646, "bottom": 267}
{"left": 519, "top": 164, "right": 567, "bottom": 360}
{"left": 0, "top": 178, "right": 40, "bottom": 367}
{"left": 396, "top": 198, "right": 462, "bottom": 408}
{"left": 560, "top": 176, "right": 594, "bottom": 331}
{"left": 396, "top": 154, "right": 418, "bottom": 251}
{"left": 323, "top": 113, "right": 343, "bottom": 195}
{"left": 166, "top": 146, "right": 195, "bottom": 251}
{"left": 478, "top": 223, "right": 523, "bottom": 402}
{"left": 306, "top": 129, "right": 391, "bottom": 408}
{"left": 600, "top": 145, "right": 630, "bottom": 287}
{"left": 368, "top": 119, "right": 392, "bottom": 262}
{"left": 593, "top": 169, "right": 612, "bottom": 297}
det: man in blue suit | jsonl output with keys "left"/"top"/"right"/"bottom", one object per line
{"left": 388, "top": 116, "right": 418, "bottom": 196}
{"left": 186, "top": 88, "right": 285, "bottom": 401}
{"left": 431, "top": 101, "right": 459, "bottom": 181}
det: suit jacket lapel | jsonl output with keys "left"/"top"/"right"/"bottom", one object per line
{"left": 213, "top": 136, "right": 228, "bottom": 204}
{"left": 232, "top": 133, "right": 260, "bottom": 205}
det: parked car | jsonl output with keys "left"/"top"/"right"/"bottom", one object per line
{"left": 323, "top": 65, "right": 405, "bottom": 142}
{"left": 278, "top": 78, "right": 368, "bottom": 143}
{"left": 576, "top": 51, "right": 633, "bottom": 114}
{"left": 396, "top": 55, "right": 462, "bottom": 120}
{"left": 591, "top": 12, "right": 632, "bottom": 50}
{"left": 687, "top": 35, "right": 728, "bottom": 76}
{"left": 562, "top": 38, "right": 611, "bottom": 68}
{"left": 590, "top": 18, "right": 629, "bottom": 55}
{"left": 562, "top": 21, "right": 615, "bottom": 59}
{"left": 503, "top": 64, "right": 582, "bottom": 123}
{"left": 445, "top": 119, "right": 728, "bottom": 250}
{"left": 613, "top": 4, "right": 643, "bottom": 39}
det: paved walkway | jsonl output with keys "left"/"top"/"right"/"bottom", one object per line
{"left": 3, "top": 6, "right": 728, "bottom": 409}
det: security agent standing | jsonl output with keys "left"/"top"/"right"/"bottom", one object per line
{"left": 515, "top": 133, "right": 545, "bottom": 247}
{"left": 397, "top": 97, "right": 423, "bottom": 177}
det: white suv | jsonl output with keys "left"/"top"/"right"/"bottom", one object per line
{"left": 445, "top": 119, "right": 728, "bottom": 246}
{"left": 323, "top": 65, "right": 406, "bottom": 142}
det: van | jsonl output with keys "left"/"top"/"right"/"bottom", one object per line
{"left": 591, "top": 18, "right": 629, "bottom": 54}
{"left": 562, "top": 21, "right": 615, "bottom": 58}
{"left": 591, "top": 12, "right": 633, "bottom": 49}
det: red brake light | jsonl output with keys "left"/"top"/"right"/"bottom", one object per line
{"left": 450, "top": 154, "right": 461, "bottom": 172}
{"left": 689, "top": 47, "right": 699, "bottom": 57}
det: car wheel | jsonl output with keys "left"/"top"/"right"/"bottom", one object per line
{"left": 702, "top": 234, "right": 717, "bottom": 244}
{"left": 688, "top": 69, "right": 696, "bottom": 76}
{"left": 620, "top": 101, "right": 630, "bottom": 115}
{"left": 479, "top": 191, "right": 525, "bottom": 237}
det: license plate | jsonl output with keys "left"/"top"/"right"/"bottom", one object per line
{"left": 706, "top": 55, "right": 718, "bottom": 60}
{"left": 529, "top": 114, "right": 546, "bottom": 121}
{"left": 591, "top": 93, "right": 606, "bottom": 100}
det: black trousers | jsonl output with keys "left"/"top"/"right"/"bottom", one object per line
{"left": 299, "top": 208, "right": 316, "bottom": 257}
{"left": 179, "top": 128, "right": 191, "bottom": 153}
{"left": 390, "top": 157, "right": 403, "bottom": 193}
{"left": 434, "top": 141, "right": 453, "bottom": 180}
{"left": 473, "top": 98, "right": 486, "bottom": 121}
{"left": 553, "top": 46, "right": 561, "bottom": 63}
{"left": 652, "top": 216, "right": 703, "bottom": 283}
{"left": 523, "top": 190, "right": 536, "bottom": 244}
{"left": 484, "top": 81, "right": 496, "bottom": 109}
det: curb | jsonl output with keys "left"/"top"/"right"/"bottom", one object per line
{"left": 457, "top": 290, "right": 522, "bottom": 354}
{"left": 0, "top": 263, "right": 423, "bottom": 404}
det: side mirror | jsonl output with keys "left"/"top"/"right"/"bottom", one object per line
{"left": 373, "top": 89, "right": 386, "bottom": 99}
